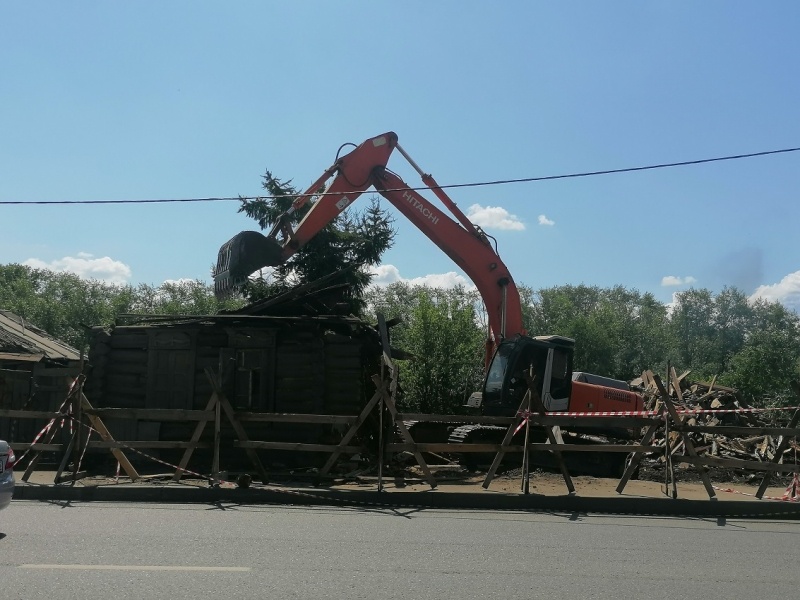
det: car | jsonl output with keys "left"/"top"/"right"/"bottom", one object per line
{"left": 0, "top": 440, "right": 15, "bottom": 511}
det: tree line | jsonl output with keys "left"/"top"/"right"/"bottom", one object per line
{"left": 2, "top": 262, "right": 798, "bottom": 411}
{"left": 367, "top": 281, "right": 800, "bottom": 412}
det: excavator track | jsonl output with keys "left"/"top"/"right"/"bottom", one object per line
{"left": 447, "top": 424, "right": 516, "bottom": 471}
{"left": 447, "top": 423, "right": 629, "bottom": 477}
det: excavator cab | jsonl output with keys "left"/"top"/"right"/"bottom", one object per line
{"left": 476, "top": 335, "right": 576, "bottom": 415}
{"left": 213, "top": 231, "right": 285, "bottom": 298}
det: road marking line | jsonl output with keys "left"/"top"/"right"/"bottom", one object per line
{"left": 19, "top": 564, "right": 251, "bottom": 572}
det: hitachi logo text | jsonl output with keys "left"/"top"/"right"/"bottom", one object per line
{"left": 402, "top": 191, "right": 439, "bottom": 225}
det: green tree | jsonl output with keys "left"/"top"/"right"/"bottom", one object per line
{"left": 0, "top": 264, "right": 242, "bottom": 351}
{"left": 128, "top": 280, "right": 240, "bottom": 316}
{"left": 365, "top": 283, "right": 484, "bottom": 413}
{"left": 237, "top": 171, "right": 395, "bottom": 314}
{"left": 720, "top": 299, "right": 800, "bottom": 405}
{"left": 525, "top": 284, "right": 671, "bottom": 380}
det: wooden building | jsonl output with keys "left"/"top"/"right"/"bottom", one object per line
{"left": 0, "top": 309, "right": 82, "bottom": 443}
{"left": 85, "top": 310, "right": 384, "bottom": 464}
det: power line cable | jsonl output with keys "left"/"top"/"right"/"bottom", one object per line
{"left": 2, "top": 146, "right": 797, "bottom": 206}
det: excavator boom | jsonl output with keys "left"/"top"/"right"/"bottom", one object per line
{"left": 213, "top": 131, "right": 525, "bottom": 350}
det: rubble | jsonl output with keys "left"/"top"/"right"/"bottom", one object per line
{"left": 630, "top": 370, "right": 799, "bottom": 483}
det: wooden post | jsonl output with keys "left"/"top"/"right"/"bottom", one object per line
{"left": 482, "top": 394, "right": 531, "bottom": 489}
{"left": 379, "top": 372, "right": 438, "bottom": 489}
{"left": 212, "top": 389, "right": 222, "bottom": 485}
{"left": 80, "top": 393, "right": 140, "bottom": 481}
{"left": 319, "top": 389, "right": 382, "bottom": 476}
{"left": 204, "top": 367, "right": 269, "bottom": 485}
{"left": 526, "top": 370, "right": 575, "bottom": 494}
{"left": 756, "top": 388, "right": 800, "bottom": 499}
{"left": 653, "top": 374, "right": 716, "bottom": 499}
{"left": 172, "top": 392, "right": 217, "bottom": 482}
{"left": 72, "top": 356, "right": 84, "bottom": 482}
{"left": 377, "top": 366, "right": 385, "bottom": 493}
{"left": 521, "top": 394, "right": 531, "bottom": 495}
{"left": 54, "top": 434, "right": 75, "bottom": 484}
{"left": 21, "top": 421, "right": 61, "bottom": 482}
{"left": 376, "top": 313, "right": 396, "bottom": 492}
{"left": 616, "top": 420, "right": 662, "bottom": 494}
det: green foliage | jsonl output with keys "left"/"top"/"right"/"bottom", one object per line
{"left": 525, "top": 284, "right": 671, "bottom": 380}
{"left": 128, "top": 280, "right": 240, "bottom": 316}
{"left": 238, "top": 171, "right": 395, "bottom": 314}
{"left": 721, "top": 325, "right": 800, "bottom": 406}
{"left": 0, "top": 264, "right": 242, "bottom": 352}
{"left": 4, "top": 259, "right": 797, "bottom": 409}
{"left": 718, "top": 298, "right": 800, "bottom": 405}
{"left": 666, "top": 287, "right": 800, "bottom": 401}
{"left": 365, "top": 283, "right": 485, "bottom": 413}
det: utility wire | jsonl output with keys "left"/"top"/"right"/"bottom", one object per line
{"left": 2, "top": 146, "right": 798, "bottom": 206}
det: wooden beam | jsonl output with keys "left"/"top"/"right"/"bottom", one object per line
{"left": 756, "top": 393, "right": 800, "bottom": 499}
{"left": 85, "top": 408, "right": 215, "bottom": 422}
{"left": 483, "top": 395, "right": 531, "bottom": 489}
{"left": 678, "top": 454, "right": 800, "bottom": 474}
{"left": 389, "top": 443, "right": 659, "bottom": 453}
{"left": 319, "top": 389, "right": 382, "bottom": 476}
{"left": 236, "top": 441, "right": 362, "bottom": 453}
{"left": 653, "top": 374, "right": 716, "bottom": 499}
{"left": 10, "top": 443, "right": 63, "bottom": 452}
{"left": 236, "top": 412, "right": 356, "bottom": 425}
{"left": 378, "top": 370, "right": 439, "bottom": 490}
{"left": 80, "top": 393, "right": 140, "bottom": 481}
{"left": 616, "top": 421, "right": 662, "bottom": 494}
{"left": 205, "top": 367, "right": 270, "bottom": 485}
{"left": 673, "top": 424, "right": 800, "bottom": 436}
{"left": 172, "top": 391, "right": 217, "bottom": 482}
{"left": 89, "top": 441, "right": 211, "bottom": 450}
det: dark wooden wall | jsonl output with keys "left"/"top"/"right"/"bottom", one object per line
{"left": 85, "top": 318, "right": 380, "bottom": 451}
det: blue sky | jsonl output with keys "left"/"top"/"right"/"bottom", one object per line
{"left": 2, "top": 2, "right": 798, "bottom": 311}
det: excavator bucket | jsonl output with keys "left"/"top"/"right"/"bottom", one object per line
{"left": 213, "top": 231, "right": 285, "bottom": 298}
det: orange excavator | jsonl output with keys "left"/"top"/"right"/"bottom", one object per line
{"left": 213, "top": 132, "right": 642, "bottom": 472}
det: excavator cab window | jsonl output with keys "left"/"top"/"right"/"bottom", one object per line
{"left": 508, "top": 345, "right": 547, "bottom": 403}
{"left": 548, "top": 348, "right": 572, "bottom": 401}
{"left": 484, "top": 345, "right": 511, "bottom": 395}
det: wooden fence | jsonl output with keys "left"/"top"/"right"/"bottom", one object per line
{"left": 3, "top": 317, "right": 798, "bottom": 499}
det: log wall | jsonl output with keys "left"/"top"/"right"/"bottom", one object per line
{"left": 85, "top": 316, "right": 380, "bottom": 455}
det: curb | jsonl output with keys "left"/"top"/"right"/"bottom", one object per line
{"left": 13, "top": 484, "right": 800, "bottom": 519}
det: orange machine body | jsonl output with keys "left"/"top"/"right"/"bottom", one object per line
{"left": 568, "top": 381, "right": 644, "bottom": 413}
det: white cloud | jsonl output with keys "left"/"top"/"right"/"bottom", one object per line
{"left": 750, "top": 270, "right": 800, "bottom": 312}
{"left": 661, "top": 275, "right": 697, "bottom": 287}
{"left": 161, "top": 278, "right": 199, "bottom": 286}
{"left": 369, "top": 264, "right": 403, "bottom": 286}
{"left": 538, "top": 214, "right": 555, "bottom": 226}
{"left": 369, "top": 264, "right": 473, "bottom": 289}
{"left": 466, "top": 204, "right": 525, "bottom": 231}
{"left": 23, "top": 253, "right": 132, "bottom": 284}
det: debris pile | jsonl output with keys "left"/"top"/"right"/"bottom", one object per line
{"left": 630, "top": 370, "right": 799, "bottom": 481}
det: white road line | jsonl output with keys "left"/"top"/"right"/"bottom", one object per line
{"left": 19, "top": 564, "right": 251, "bottom": 572}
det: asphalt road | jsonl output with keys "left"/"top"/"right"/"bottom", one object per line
{"left": 1, "top": 500, "right": 798, "bottom": 599}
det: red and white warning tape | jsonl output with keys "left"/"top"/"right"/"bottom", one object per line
{"left": 676, "top": 406, "right": 800, "bottom": 415}
{"left": 513, "top": 410, "right": 532, "bottom": 435}
{"left": 13, "top": 418, "right": 57, "bottom": 466}
{"left": 64, "top": 414, "right": 238, "bottom": 488}
{"left": 544, "top": 410, "right": 661, "bottom": 417}
{"left": 713, "top": 473, "right": 800, "bottom": 502}
{"left": 13, "top": 389, "right": 75, "bottom": 466}
{"left": 537, "top": 405, "right": 800, "bottom": 418}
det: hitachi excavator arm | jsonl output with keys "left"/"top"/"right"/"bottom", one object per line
{"left": 214, "top": 131, "right": 525, "bottom": 352}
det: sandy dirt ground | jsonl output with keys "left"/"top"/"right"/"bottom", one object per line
{"left": 324, "top": 465, "right": 797, "bottom": 503}
{"left": 18, "top": 465, "right": 799, "bottom": 504}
